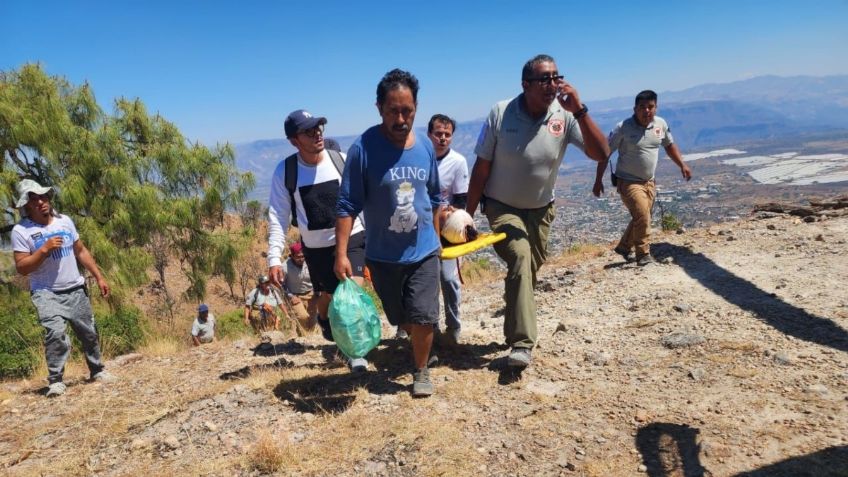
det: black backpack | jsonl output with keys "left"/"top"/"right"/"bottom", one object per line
{"left": 284, "top": 149, "right": 346, "bottom": 227}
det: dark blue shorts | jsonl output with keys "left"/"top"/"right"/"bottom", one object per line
{"left": 366, "top": 253, "right": 440, "bottom": 326}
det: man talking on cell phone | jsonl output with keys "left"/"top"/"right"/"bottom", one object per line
{"left": 465, "top": 54, "right": 609, "bottom": 370}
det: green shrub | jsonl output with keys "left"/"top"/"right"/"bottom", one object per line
{"left": 93, "top": 305, "right": 146, "bottom": 357}
{"left": 0, "top": 286, "right": 42, "bottom": 379}
{"left": 661, "top": 213, "right": 682, "bottom": 231}
{"left": 215, "top": 308, "right": 251, "bottom": 339}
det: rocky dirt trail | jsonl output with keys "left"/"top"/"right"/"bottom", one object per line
{"left": 2, "top": 211, "right": 847, "bottom": 476}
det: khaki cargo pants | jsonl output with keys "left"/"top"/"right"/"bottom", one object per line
{"left": 485, "top": 198, "right": 555, "bottom": 350}
{"left": 617, "top": 179, "right": 656, "bottom": 257}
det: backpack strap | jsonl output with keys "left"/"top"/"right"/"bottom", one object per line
{"left": 284, "top": 153, "right": 299, "bottom": 227}
{"left": 326, "top": 149, "right": 346, "bottom": 176}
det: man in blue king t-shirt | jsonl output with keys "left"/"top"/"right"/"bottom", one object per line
{"left": 335, "top": 69, "right": 445, "bottom": 398}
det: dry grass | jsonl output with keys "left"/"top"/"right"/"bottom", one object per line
{"left": 556, "top": 243, "right": 608, "bottom": 266}
{"left": 246, "top": 431, "right": 297, "bottom": 473}
{"left": 233, "top": 366, "right": 487, "bottom": 476}
{"left": 2, "top": 348, "right": 239, "bottom": 477}
{"left": 716, "top": 340, "right": 758, "bottom": 353}
{"left": 626, "top": 317, "right": 667, "bottom": 328}
{"left": 139, "top": 334, "right": 186, "bottom": 357}
{"left": 459, "top": 256, "right": 501, "bottom": 285}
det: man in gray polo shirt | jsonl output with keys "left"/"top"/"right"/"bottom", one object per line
{"left": 593, "top": 90, "right": 692, "bottom": 265}
{"left": 465, "top": 54, "right": 609, "bottom": 369}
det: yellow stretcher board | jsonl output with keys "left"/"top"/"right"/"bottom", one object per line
{"left": 440, "top": 232, "right": 507, "bottom": 260}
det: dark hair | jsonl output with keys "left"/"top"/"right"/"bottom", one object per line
{"left": 428, "top": 114, "right": 456, "bottom": 134}
{"left": 376, "top": 69, "right": 419, "bottom": 105}
{"left": 635, "top": 90, "right": 658, "bottom": 105}
{"left": 522, "top": 54, "right": 555, "bottom": 80}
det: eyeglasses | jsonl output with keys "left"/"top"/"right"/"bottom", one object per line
{"left": 300, "top": 124, "right": 324, "bottom": 138}
{"left": 28, "top": 193, "right": 51, "bottom": 202}
{"left": 526, "top": 75, "right": 564, "bottom": 85}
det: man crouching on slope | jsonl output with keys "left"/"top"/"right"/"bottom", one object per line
{"left": 335, "top": 69, "right": 445, "bottom": 397}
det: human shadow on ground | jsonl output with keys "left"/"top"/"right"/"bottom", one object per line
{"left": 219, "top": 357, "right": 339, "bottom": 381}
{"left": 251, "top": 339, "right": 310, "bottom": 357}
{"left": 733, "top": 445, "right": 848, "bottom": 477}
{"left": 636, "top": 422, "right": 707, "bottom": 477}
{"left": 656, "top": 243, "right": 848, "bottom": 353}
{"left": 486, "top": 357, "right": 524, "bottom": 385}
{"left": 272, "top": 368, "right": 407, "bottom": 414}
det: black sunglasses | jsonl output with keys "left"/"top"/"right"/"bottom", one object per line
{"left": 526, "top": 74, "right": 564, "bottom": 85}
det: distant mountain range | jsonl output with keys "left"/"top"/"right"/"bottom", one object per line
{"left": 236, "top": 75, "right": 848, "bottom": 201}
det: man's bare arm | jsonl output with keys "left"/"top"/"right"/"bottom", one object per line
{"left": 665, "top": 144, "right": 692, "bottom": 180}
{"left": 465, "top": 158, "right": 492, "bottom": 217}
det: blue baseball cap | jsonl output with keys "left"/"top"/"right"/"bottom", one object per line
{"left": 284, "top": 109, "right": 327, "bottom": 138}
{"left": 198, "top": 304, "right": 209, "bottom": 312}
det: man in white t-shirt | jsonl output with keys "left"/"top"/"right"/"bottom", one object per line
{"left": 11, "top": 179, "right": 116, "bottom": 397}
{"left": 191, "top": 303, "right": 216, "bottom": 345}
{"left": 428, "top": 114, "right": 469, "bottom": 345}
{"left": 267, "top": 109, "right": 368, "bottom": 372}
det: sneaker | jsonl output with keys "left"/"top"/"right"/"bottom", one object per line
{"left": 636, "top": 254, "right": 656, "bottom": 266}
{"left": 46, "top": 382, "right": 66, "bottom": 397}
{"left": 317, "top": 316, "right": 334, "bottom": 342}
{"left": 412, "top": 368, "right": 434, "bottom": 397}
{"left": 614, "top": 246, "right": 636, "bottom": 262}
{"left": 348, "top": 357, "right": 368, "bottom": 373}
{"left": 507, "top": 347, "right": 532, "bottom": 369}
{"left": 92, "top": 370, "right": 117, "bottom": 383}
{"left": 395, "top": 327, "right": 409, "bottom": 340}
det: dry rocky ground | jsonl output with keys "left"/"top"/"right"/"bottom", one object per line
{"left": 2, "top": 208, "right": 847, "bottom": 477}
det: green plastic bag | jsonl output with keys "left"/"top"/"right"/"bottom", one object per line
{"left": 328, "top": 279, "right": 382, "bottom": 359}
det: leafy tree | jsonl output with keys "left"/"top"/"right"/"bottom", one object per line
{"left": 0, "top": 64, "right": 255, "bottom": 307}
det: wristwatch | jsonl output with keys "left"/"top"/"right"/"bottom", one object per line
{"left": 574, "top": 104, "right": 589, "bottom": 120}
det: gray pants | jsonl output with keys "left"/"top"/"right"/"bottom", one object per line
{"left": 440, "top": 258, "right": 462, "bottom": 330}
{"left": 31, "top": 287, "right": 104, "bottom": 384}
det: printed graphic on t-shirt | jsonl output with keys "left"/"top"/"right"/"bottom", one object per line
{"left": 388, "top": 181, "right": 418, "bottom": 233}
{"left": 299, "top": 180, "right": 340, "bottom": 231}
{"left": 32, "top": 230, "right": 73, "bottom": 260}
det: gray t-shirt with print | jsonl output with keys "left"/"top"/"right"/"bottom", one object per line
{"left": 11, "top": 214, "right": 85, "bottom": 292}
{"left": 609, "top": 115, "right": 674, "bottom": 182}
{"left": 474, "top": 95, "right": 585, "bottom": 209}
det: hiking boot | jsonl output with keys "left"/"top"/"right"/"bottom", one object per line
{"left": 46, "top": 382, "right": 66, "bottom": 397}
{"left": 395, "top": 327, "right": 409, "bottom": 340}
{"left": 614, "top": 246, "right": 636, "bottom": 262}
{"left": 636, "top": 254, "right": 656, "bottom": 266}
{"left": 507, "top": 347, "right": 532, "bottom": 369}
{"left": 412, "top": 368, "right": 434, "bottom": 397}
{"left": 92, "top": 371, "right": 117, "bottom": 383}
{"left": 316, "top": 316, "right": 334, "bottom": 342}
{"left": 348, "top": 357, "right": 368, "bottom": 373}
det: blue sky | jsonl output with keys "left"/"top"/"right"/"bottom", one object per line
{"left": 3, "top": 0, "right": 847, "bottom": 145}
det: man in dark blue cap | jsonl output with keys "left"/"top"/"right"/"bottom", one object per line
{"left": 267, "top": 109, "right": 368, "bottom": 372}
{"left": 191, "top": 303, "right": 216, "bottom": 346}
